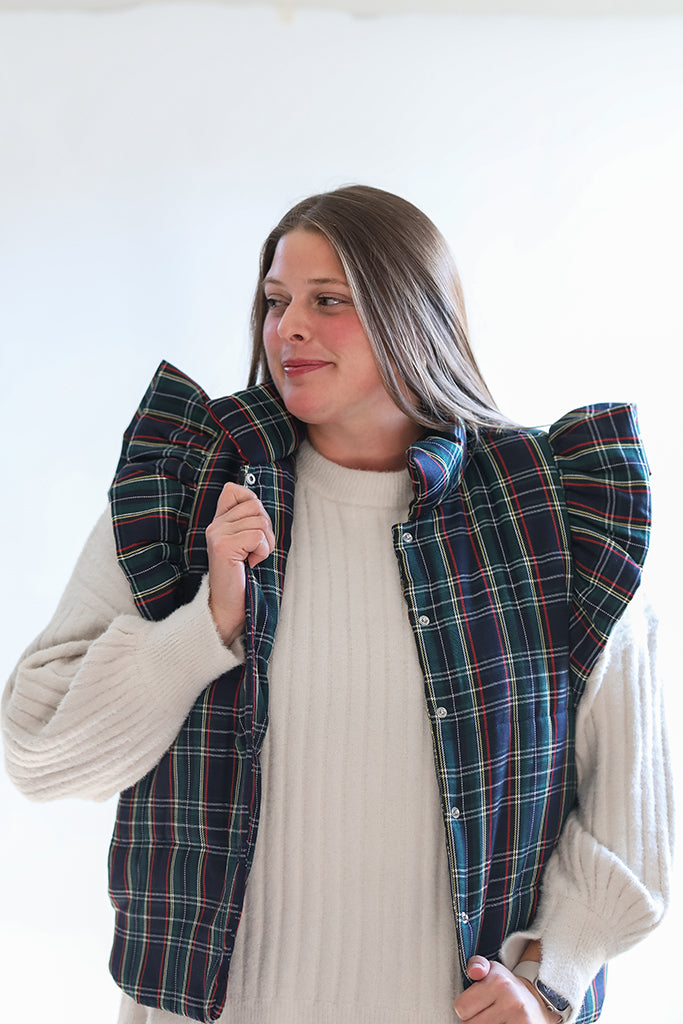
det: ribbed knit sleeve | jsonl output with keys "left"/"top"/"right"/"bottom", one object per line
{"left": 1, "top": 510, "right": 243, "bottom": 803}
{"left": 500, "top": 588, "right": 673, "bottom": 1020}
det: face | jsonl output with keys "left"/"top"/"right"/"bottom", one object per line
{"left": 262, "top": 229, "right": 409, "bottom": 455}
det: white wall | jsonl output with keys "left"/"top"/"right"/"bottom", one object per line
{"left": 0, "top": 5, "right": 680, "bottom": 1021}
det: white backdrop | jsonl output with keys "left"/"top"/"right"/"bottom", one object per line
{"left": 0, "top": 5, "right": 681, "bottom": 1022}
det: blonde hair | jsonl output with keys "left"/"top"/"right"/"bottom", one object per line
{"left": 249, "top": 185, "right": 508, "bottom": 433}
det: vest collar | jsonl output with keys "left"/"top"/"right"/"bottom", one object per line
{"left": 406, "top": 423, "right": 468, "bottom": 517}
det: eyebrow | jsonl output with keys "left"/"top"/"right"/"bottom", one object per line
{"left": 263, "top": 276, "right": 350, "bottom": 287}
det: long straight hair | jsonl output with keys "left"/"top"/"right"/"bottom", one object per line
{"left": 249, "top": 185, "right": 509, "bottom": 434}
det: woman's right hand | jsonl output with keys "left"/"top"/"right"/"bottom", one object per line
{"left": 206, "top": 482, "right": 276, "bottom": 646}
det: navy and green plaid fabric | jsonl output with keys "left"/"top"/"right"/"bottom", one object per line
{"left": 108, "top": 361, "right": 650, "bottom": 1022}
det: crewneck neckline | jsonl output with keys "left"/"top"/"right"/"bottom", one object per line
{"left": 295, "top": 439, "right": 413, "bottom": 510}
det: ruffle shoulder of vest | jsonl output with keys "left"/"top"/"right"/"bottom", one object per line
{"left": 107, "top": 360, "right": 303, "bottom": 618}
{"left": 547, "top": 402, "right": 651, "bottom": 683}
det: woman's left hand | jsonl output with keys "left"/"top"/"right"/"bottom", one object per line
{"left": 453, "top": 957, "right": 561, "bottom": 1023}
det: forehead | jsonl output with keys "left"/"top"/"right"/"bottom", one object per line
{"left": 266, "top": 229, "right": 347, "bottom": 283}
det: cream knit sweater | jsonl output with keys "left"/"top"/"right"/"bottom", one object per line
{"left": 2, "top": 442, "right": 672, "bottom": 1024}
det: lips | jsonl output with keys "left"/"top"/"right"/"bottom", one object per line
{"left": 282, "top": 359, "right": 333, "bottom": 377}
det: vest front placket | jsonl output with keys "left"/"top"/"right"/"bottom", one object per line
{"left": 392, "top": 435, "right": 577, "bottom": 974}
{"left": 238, "top": 456, "right": 297, "bottom": 776}
{"left": 392, "top": 513, "right": 476, "bottom": 975}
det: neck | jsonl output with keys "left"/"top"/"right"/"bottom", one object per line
{"left": 307, "top": 419, "right": 423, "bottom": 471}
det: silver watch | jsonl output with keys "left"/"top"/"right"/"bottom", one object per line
{"left": 512, "top": 960, "right": 572, "bottom": 1022}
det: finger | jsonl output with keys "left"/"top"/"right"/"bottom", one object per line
{"left": 453, "top": 984, "right": 495, "bottom": 1022}
{"left": 208, "top": 523, "right": 274, "bottom": 565}
{"left": 226, "top": 514, "right": 276, "bottom": 556}
{"left": 212, "top": 513, "right": 274, "bottom": 542}
{"left": 220, "top": 497, "right": 266, "bottom": 522}
{"left": 221, "top": 508, "right": 276, "bottom": 553}
{"left": 213, "top": 489, "right": 274, "bottom": 541}
{"left": 246, "top": 531, "right": 274, "bottom": 567}
{"left": 453, "top": 958, "right": 494, "bottom": 1020}
{"left": 214, "top": 481, "right": 261, "bottom": 517}
{"left": 466, "top": 956, "right": 491, "bottom": 982}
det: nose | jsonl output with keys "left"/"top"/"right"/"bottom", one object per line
{"left": 276, "top": 299, "right": 310, "bottom": 342}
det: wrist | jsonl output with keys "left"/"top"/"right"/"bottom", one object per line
{"left": 208, "top": 590, "right": 245, "bottom": 647}
{"left": 513, "top": 960, "right": 571, "bottom": 1023}
{"left": 518, "top": 978, "right": 562, "bottom": 1023}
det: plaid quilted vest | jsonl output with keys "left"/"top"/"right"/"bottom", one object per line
{"left": 107, "top": 361, "right": 651, "bottom": 1022}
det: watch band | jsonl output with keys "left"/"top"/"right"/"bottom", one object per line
{"left": 513, "top": 960, "right": 572, "bottom": 1022}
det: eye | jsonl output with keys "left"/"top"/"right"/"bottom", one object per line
{"left": 265, "top": 296, "right": 286, "bottom": 311}
{"left": 317, "top": 295, "right": 345, "bottom": 307}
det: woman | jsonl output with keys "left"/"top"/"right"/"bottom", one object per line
{"left": 2, "top": 186, "right": 671, "bottom": 1024}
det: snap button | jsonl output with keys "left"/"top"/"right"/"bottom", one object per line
{"left": 418, "top": 614, "right": 430, "bottom": 626}
{"left": 403, "top": 532, "right": 413, "bottom": 543}
{"left": 459, "top": 912, "right": 469, "bottom": 924}
{"left": 436, "top": 707, "right": 447, "bottom": 719}
{"left": 450, "top": 806, "right": 461, "bottom": 820}
{"left": 245, "top": 472, "right": 256, "bottom": 486}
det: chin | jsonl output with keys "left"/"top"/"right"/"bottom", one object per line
{"left": 278, "top": 394, "right": 327, "bottom": 425}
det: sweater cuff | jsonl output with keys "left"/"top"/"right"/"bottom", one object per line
{"left": 500, "top": 825, "right": 667, "bottom": 1022}
{"left": 143, "top": 575, "right": 245, "bottom": 695}
{"left": 105, "top": 572, "right": 247, "bottom": 769}
{"left": 500, "top": 900, "right": 608, "bottom": 1023}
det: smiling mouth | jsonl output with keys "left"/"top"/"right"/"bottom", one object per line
{"left": 282, "top": 360, "right": 332, "bottom": 377}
